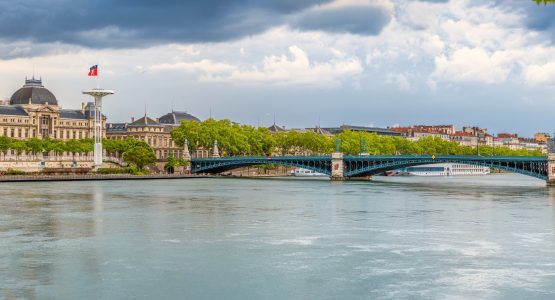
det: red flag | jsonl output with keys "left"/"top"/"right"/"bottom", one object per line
{"left": 88, "top": 65, "right": 98, "bottom": 76}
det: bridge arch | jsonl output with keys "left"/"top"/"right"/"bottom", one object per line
{"left": 345, "top": 157, "right": 547, "bottom": 180}
{"left": 191, "top": 156, "right": 332, "bottom": 175}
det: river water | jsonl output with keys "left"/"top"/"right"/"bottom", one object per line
{"left": 1, "top": 174, "right": 555, "bottom": 299}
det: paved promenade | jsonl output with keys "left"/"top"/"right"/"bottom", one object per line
{"left": 0, "top": 174, "right": 205, "bottom": 183}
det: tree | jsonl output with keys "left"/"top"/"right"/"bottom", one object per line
{"left": 0, "top": 136, "right": 12, "bottom": 160}
{"left": 47, "top": 140, "right": 67, "bottom": 160}
{"left": 164, "top": 154, "right": 177, "bottom": 174}
{"left": 123, "top": 143, "right": 156, "bottom": 171}
{"left": 11, "top": 140, "right": 28, "bottom": 161}
{"left": 26, "top": 138, "right": 45, "bottom": 159}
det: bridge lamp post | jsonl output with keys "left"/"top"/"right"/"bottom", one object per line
{"left": 492, "top": 133, "right": 496, "bottom": 156}
{"left": 476, "top": 134, "right": 482, "bottom": 156}
{"left": 360, "top": 138, "right": 368, "bottom": 156}
{"left": 82, "top": 88, "right": 114, "bottom": 169}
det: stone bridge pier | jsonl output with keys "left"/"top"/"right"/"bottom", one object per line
{"left": 547, "top": 154, "right": 555, "bottom": 186}
{"left": 331, "top": 152, "right": 344, "bottom": 181}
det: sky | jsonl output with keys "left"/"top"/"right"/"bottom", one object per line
{"left": 0, "top": 0, "right": 554, "bottom": 136}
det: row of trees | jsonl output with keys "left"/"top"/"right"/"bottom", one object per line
{"left": 0, "top": 137, "right": 94, "bottom": 159}
{"left": 171, "top": 120, "right": 545, "bottom": 157}
{"left": 0, "top": 137, "right": 157, "bottom": 170}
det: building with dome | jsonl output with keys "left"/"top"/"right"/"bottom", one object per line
{"left": 106, "top": 110, "right": 205, "bottom": 161}
{"left": 0, "top": 77, "right": 104, "bottom": 140}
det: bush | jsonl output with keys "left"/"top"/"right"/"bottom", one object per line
{"left": 95, "top": 166, "right": 141, "bottom": 175}
{"left": 3, "top": 169, "right": 26, "bottom": 175}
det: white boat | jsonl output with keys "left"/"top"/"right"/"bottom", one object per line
{"left": 387, "top": 163, "right": 490, "bottom": 177}
{"left": 292, "top": 168, "right": 328, "bottom": 177}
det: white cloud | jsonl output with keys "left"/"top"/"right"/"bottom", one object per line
{"left": 432, "top": 47, "right": 517, "bottom": 84}
{"left": 223, "top": 46, "right": 362, "bottom": 86}
{"left": 524, "top": 62, "right": 555, "bottom": 86}
{"left": 150, "top": 45, "right": 363, "bottom": 87}
{"left": 151, "top": 60, "right": 236, "bottom": 77}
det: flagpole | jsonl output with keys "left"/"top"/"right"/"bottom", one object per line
{"left": 96, "top": 63, "right": 99, "bottom": 89}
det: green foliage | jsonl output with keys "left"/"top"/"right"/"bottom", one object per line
{"left": 334, "top": 133, "right": 544, "bottom": 157}
{"left": 104, "top": 138, "right": 159, "bottom": 170}
{"left": 65, "top": 139, "right": 93, "bottom": 156}
{"left": 534, "top": 0, "right": 555, "bottom": 4}
{"left": 0, "top": 136, "right": 12, "bottom": 155}
{"left": 164, "top": 154, "right": 177, "bottom": 173}
{"left": 173, "top": 120, "right": 544, "bottom": 157}
{"left": 95, "top": 166, "right": 139, "bottom": 175}
{"left": 123, "top": 142, "right": 157, "bottom": 170}
{"left": 171, "top": 119, "right": 277, "bottom": 156}
{"left": 178, "top": 158, "right": 190, "bottom": 168}
{"left": 3, "top": 169, "right": 25, "bottom": 175}
{"left": 0, "top": 136, "right": 158, "bottom": 171}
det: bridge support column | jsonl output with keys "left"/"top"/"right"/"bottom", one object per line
{"left": 547, "top": 154, "right": 555, "bottom": 186}
{"left": 331, "top": 152, "right": 344, "bottom": 181}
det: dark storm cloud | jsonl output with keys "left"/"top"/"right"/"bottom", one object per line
{"left": 492, "top": 0, "right": 555, "bottom": 40}
{"left": 520, "top": 2, "right": 555, "bottom": 31}
{"left": 293, "top": 5, "right": 391, "bottom": 35}
{"left": 0, "top": 0, "right": 391, "bottom": 51}
{"left": 0, "top": 0, "right": 328, "bottom": 48}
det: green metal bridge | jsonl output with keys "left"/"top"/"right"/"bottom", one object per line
{"left": 191, "top": 155, "right": 549, "bottom": 180}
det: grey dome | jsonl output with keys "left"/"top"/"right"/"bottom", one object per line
{"left": 159, "top": 111, "right": 200, "bottom": 125}
{"left": 10, "top": 78, "right": 58, "bottom": 106}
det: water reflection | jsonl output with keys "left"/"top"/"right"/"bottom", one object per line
{"left": 93, "top": 184, "right": 104, "bottom": 236}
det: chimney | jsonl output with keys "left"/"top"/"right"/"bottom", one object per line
{"left": 156, "top": 118, "right": 160, "bottom": 122}
{"left": 131, "top": 117, "right": 135, "bottom": 123}
{"left": 81, "top": 102, "right": 85, "bottom": 113}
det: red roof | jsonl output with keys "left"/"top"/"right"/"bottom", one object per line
{"left": 497, "top": 133, "right": 518, "bottom": 138}
{"left": 390, "top": 127, "right": 412, "bottom": 132}
{"left": 450, "top": 131, "right": 475, "bottom": 137}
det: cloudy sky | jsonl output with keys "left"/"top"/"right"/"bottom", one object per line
{"left": 0, "top": 0, "right": 554, "bottom": 135}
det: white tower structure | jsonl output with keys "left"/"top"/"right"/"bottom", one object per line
{"left": 82, "top": 88, "right": 114, "bottom": 169}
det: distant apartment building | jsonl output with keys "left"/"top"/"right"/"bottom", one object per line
{"left": 322, "top": 125, "right": 403, "bottom": 137}
{"left": 496, "top": 133, "right": 519, "bottom": 149}
{"left": 412, "top": 125, "right": 456, "bottom": 135}
{"left": 391, "top": 124, "right": 545, "bottom": 153}
{"left": 493, "top": 133, "right": 545, "bottom": 153}
{"left": 518, "top": 138, "right": 546, "bottom": 152}
{"left": 449, "top": 131, "right": 478, "bottom": 147}
{"left": 390, "top": 127, "right": 450, "bottom": 141}
{"left": 534, "top": 132, "right": 550, "bottom": 143}
{"left": 462, "top": 126, "right": 488, "bottom": 136}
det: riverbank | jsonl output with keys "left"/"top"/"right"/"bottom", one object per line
{"left": 0, "top": 173, "right": 209, "bottom": 182}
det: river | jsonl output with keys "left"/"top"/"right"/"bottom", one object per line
{"left": 1, "top": 174, "right": 555, "bottom": 299}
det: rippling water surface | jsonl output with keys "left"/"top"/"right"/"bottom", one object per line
{"left": 2, "top": 174, "right": 555, "bottom": 299}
